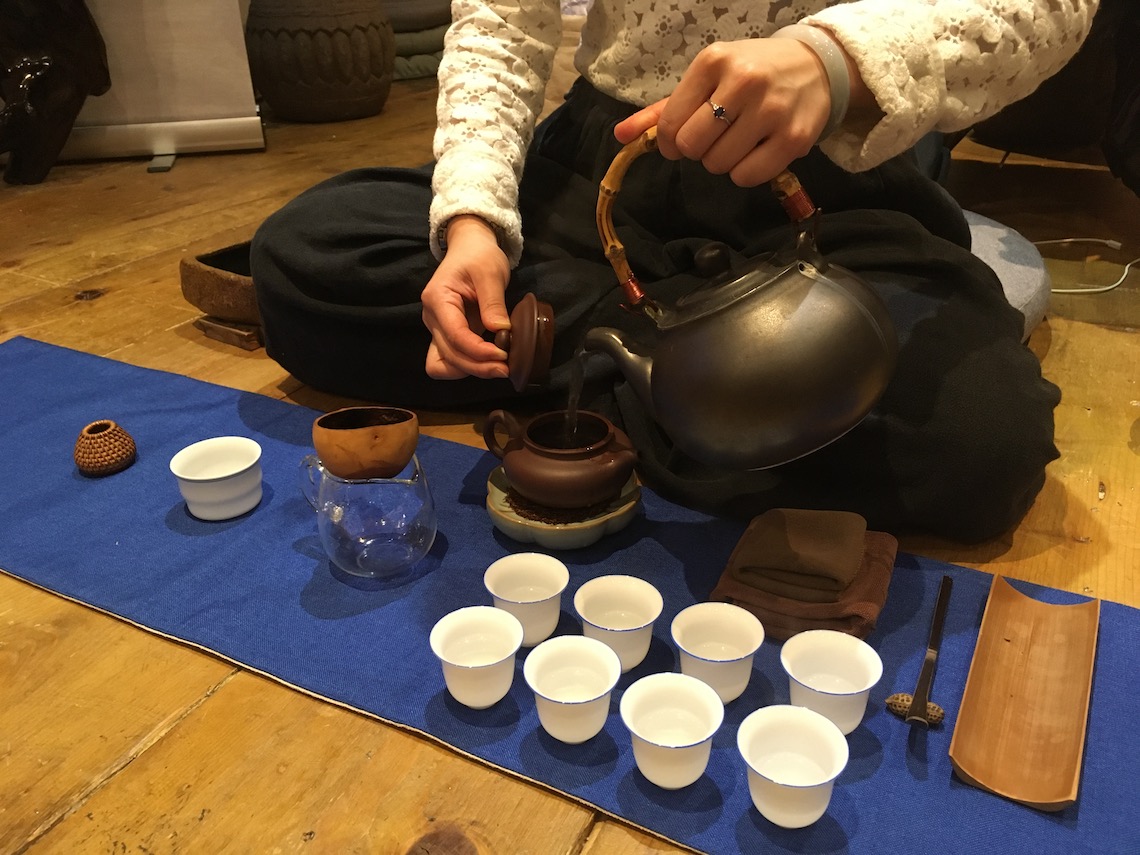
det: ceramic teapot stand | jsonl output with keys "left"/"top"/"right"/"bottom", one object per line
{"left": 485, "top": 466, "right": 641, "bottom": 550}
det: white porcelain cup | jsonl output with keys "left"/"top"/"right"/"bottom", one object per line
{"left": 429, "top": 606, "right": 524, "bottom": 709}
{"left": 573, "top": 575, "right": 663, "bottom": 672}
{"left": 484, "top": 553, "right": 570, "bottom": 647}
{"left": 523, "top": 635, "right": 621, "bottom": 744}
{"left": 671, "top": 602, "right": 765, "bottom": 703}
{"left": 780, "top": 629, "right": 884, "bottom": 735}
{"left": 737, "top": 704, "right": 849, "bottom": 828}
{"left": 169, "top": 436, "right": 263, "bottom": 521}
{"left": 619, "top": 672, "right": 724, "bottom": 789}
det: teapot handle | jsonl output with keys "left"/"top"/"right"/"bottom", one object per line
{"left": 482, "top": 409, "right": 525, "bottom": 460}
{"left": 595, "top": 125, "right": 819, "bottom": 316}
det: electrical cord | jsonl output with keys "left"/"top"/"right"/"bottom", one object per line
{"left": 1033, "top": 238, "right": 1139, "bottom": 294}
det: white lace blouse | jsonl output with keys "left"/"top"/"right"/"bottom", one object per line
{"left": 431, "top": 0, "right": 1099, "bottom": 265}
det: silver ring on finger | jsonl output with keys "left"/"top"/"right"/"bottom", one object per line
{"left": 707, "top": 100, "right": 733, "bottom": 126}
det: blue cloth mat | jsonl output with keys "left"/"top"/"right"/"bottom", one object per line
{"left": 1, "top": 336, "right": 1137, "bottom": 855}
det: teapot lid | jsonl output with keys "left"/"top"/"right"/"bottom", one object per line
{"left": 662, "top": 244, "right": 796, "bottom": 330}
{"left": 495, "top": 293, "right": 554, "bottom": 392}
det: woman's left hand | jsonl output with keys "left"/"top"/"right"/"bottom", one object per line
{"left": 615, "top": 35, "right": 841, "bottom": 186}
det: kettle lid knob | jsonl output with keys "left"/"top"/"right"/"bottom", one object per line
{"left": 494, "top": 293, "right": 554, "bottom": 392}
{"left": 693, "top": 242, "right": 733, "bottom": 278}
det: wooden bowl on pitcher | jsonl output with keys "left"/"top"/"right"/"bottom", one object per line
{"left": 312, "top": 406, "right": 419, "bottom": 480}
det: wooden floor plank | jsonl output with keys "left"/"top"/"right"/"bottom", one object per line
{"left": 21, "top": 664, "right": 599, "bottom": 854}
{"left": 583, "top": 825, "right": 684, "bottom": 854}
{"left": 0, "top": 576, "right": 234, "bottom": 853}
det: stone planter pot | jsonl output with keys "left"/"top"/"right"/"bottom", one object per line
{"left": 245, "top": 0, "right": 396, "bottom": 123}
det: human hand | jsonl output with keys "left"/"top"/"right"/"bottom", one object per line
{"left": 615, "top": 33, "right": 855, "bottom": 186}
{"left": 421, "top": 215, "right": 512, "bottom": 381}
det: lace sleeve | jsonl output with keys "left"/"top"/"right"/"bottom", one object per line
{"left": 803, "top": 0, "right": 1099, "bottom": 171}
{"left": 430, "top": 0, "right": 564, "bottom": 266}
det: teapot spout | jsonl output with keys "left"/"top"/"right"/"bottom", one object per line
{"left": 583, "top": 327, "right": 654, "bottom": 417}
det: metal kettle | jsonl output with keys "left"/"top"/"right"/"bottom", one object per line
{"left": 503, "top": 126, "right": 897, "bottom": 470}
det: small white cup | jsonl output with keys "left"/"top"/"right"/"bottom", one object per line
{"left": 523, "top": 635, "right": 621, "bottom": 744}
{"left": 484, "top": 553, "right": 570, "bottom": 647}
{"left": 429, "top": 606, "right": 524, "bottom": 709}
{"left": 671, "top": 602, "right": 765, "bottom": 703}
{"left": 737, "top": 704, "right": 849, "bottom": 828}
{"left": 619, "top": 672, "right": 724, "bottom": 790}
{"left": 573, "top": 575, "right": 663, "bottom": 672}
{"left": 780, "top": 629, "right": 883, "bottom": 735}
{"left": 169, "top": 436, "right": 263, "bottom": 521}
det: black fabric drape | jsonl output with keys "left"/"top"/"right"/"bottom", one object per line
{"left": 251, "top": 80, "right": 1060, "bottom": 543}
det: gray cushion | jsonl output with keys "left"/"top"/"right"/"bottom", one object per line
{"left": 391, "top": 24, "right": 446, "bottom": 80}
{"left": 965, "top": 210, "right": 1051, "bottom": 341}
{"left": 380, "top": 1, "right": 450, "bottom": 33}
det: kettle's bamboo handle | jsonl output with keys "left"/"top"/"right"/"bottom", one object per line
{"left": 596, "top": 126, "right": 818, "bottom": 307}
{"left": 596, "top": 128, "right": 660, "bottom": 308}
{"left": 769, "top": 170, "right": 817, "bottom": 223}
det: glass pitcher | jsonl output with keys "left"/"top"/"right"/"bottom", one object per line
{"left": 300, "top": 453, "right": 436, "bottom": 580}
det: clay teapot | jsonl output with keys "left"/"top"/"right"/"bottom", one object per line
{"left": 483, "top": 409, "right": 637, "bottom": 509}
{"left": 502, "top": 126, "right": 897, "bottom": 470}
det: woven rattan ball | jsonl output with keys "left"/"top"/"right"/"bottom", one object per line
{"left": 74, "top": 419, "right": 137, "bottom": 477}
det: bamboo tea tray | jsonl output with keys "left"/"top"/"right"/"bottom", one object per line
{"left": 949, "top": 576, "right": 1099, "bottom": 811}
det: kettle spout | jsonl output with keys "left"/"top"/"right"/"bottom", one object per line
{"left": 583, "top": 327, "right": 654, "bottom": 416}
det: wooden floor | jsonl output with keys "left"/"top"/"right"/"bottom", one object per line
{"left": 2, "top": 74, "right": 1138, "bottom": 854}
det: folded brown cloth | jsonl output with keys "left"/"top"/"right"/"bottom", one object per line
{"left": 724, "top": 508, "right": 868, "bottom": 603}
{"left": 709, "top": 529, "right": 898, "bottom": 641}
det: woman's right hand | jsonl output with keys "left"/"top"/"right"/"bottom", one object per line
{"left": 421, "top": 214, "right": 513, "bottom": 381}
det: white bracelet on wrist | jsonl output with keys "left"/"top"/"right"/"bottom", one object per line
{"left": 771, "top": 24, "right": 851, "bottom": 141}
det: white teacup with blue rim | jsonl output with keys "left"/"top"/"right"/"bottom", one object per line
{"left": 573, "top": 574, "right": 663, "bottom": 672}
{"left": 737, "top": 704, "right": 849, "bottom": 828}
{"left": 671, "top": 601, "right": 765, "bottom": 703}
{"left": 484, "top": 552, "right": 570, "bottom": 647}
{"left": 430, "top": 606, "right": 524, "bottom": 710}
{"left": 524, "top": 635, "right": 621, "bottom": 744}
{"left": 620, "top": 671, "right": 724, "bottom": 789}
{"left": 780, "top": 629, "right": 883, "bottom": 734}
